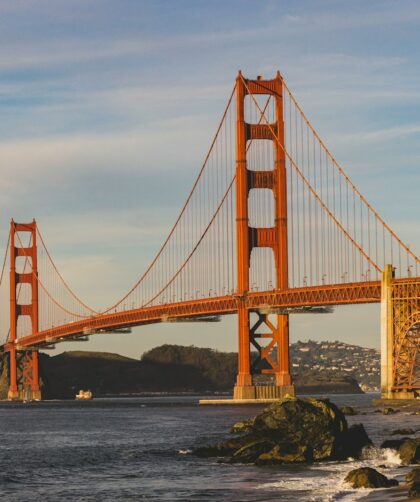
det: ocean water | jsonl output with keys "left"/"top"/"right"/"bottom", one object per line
{"left": 0, "top": 394, "right": 417, "bottom": 501}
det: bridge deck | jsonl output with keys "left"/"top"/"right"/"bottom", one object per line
{"left": 5, "top": 277, "right": 417, "bottom": 351}
{"left": 4, "top": 279, "right": 395, "bottom": 350}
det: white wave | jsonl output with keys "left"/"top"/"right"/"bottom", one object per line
{"left": 258, "top": 472, "right": 374, "bottom": 501}
{"left": 178, "top": 448, "right": 192, "bottom": 455}
{"left": 257, "top": 447, "right": 403, "bottom": 502}
{"left": 361, "top": 446, "right": 401, "bottom": 466}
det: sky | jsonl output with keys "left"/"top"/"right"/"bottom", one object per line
{"left": 0, "top": 0, "right": 419, "bottom": 357}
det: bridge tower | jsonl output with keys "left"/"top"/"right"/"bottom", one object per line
{"left": 381, "top": 264, "right": 420, "bottom": 399}
{"left": 234, "top": 71, "right": 295, "bottom": 400}
{"left": 5, "top": 220, "right": 41, "bottom": 400}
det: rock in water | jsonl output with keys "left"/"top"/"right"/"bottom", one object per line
{"left": 381, "top": 407, "right": 400, "bottom": 415}
{"left": 406, "top": 466, "right": 420, "bottom": 483}
{"left": 340, "top": 406, "right": 357, "bottom": 416}
{"left": 230, "top": 417, "right": 255, "bottom": 434}
{"left": 194, "top": 436, "right": 246, "bottom": 458}
{"left": 381, "top": 437, "right": 420, "bottom": 465}
{"left": 230, "top": 440, "right": 274, "bottom": 463}
{"left": 256, "top": 443, "right": 313, "bottom": 465}
{"left": 194, "top": 396, "right": 372, "bottom": 464}
{"left": 344, "top": 467, "right": 398, "bottom": 488}
{"left": 338, "top": 423, "right": 373, "bottom": 459}
{"left": 251, "top": 397, "right": 346, "bottom": 461}
{"left": 400, "top": 439, "right": 420, "bottom": 465}
{"left": 409, "top": 481, "right": 420, "bottom": 497}
{"left": 391, "top": 428, "right": 415, "bottom": 436}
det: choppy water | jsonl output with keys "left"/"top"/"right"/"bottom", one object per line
{"left": 0, "top": 394, "right": 417, "bottom": 501}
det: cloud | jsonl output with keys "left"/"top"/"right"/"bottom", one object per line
{"left": 271, "top": 2, "right": 420, "bottom": 33}
{"left": 0, "top": 27, "right": 272, "bottom": 72}
{"left": 329, "top": 124, "right": 420, "bottom": 145}
{"left": 0, "top": 117, "right": 213, "bottom": 185}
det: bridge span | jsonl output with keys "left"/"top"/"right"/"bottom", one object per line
{"left": 1, "top": 71, "right": 419, "bottom": 401}
{"left": 12, "top": 281, "right": 384, "bottom": 348}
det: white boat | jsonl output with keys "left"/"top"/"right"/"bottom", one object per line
{"left": 75, "top": 390, "right": 93, "bottom": 400}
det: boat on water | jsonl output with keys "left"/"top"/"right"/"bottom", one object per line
{"left": 75, "top": 390, "right": 93, "bottom": 400}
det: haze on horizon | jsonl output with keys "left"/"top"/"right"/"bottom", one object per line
{"left": 0, "top": 0, "right": 419, "bottom": 357}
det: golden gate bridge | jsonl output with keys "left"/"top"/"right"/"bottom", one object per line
{"left": 0, "top": 71, "right": 418, "bottom": 401}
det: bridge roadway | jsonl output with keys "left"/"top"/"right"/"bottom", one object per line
{"left": 7, "top": 278, "right": 411, "bottom": 350}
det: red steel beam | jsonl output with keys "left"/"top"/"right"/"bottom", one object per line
{"left": 10, "top": 279, "right": 400, "bottom": 349}
{"left": 8, "top": 277, "right": 418, "bottom": 350}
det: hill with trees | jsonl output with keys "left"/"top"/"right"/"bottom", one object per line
{"left": 0, "top": 342, "right": 371, "bottom": 399}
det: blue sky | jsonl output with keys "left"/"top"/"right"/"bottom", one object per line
{"left": 0, "top": 0, "right": 419, "bottom": 356}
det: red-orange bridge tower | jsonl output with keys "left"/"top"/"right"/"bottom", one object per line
{"left": 0, "top": 72, "right": 419, "bottom": 401}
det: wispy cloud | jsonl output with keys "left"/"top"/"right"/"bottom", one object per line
{"left": 0, "top": 28, "right": 271, "bottom": 72}
{"left": 0, "top": 118, "right": 213, "bottom": 184}
{"left": 329, "top": 123, "right": 420, "bottom": 145}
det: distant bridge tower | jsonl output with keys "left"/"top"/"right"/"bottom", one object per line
{"left": 5, "top": 220, "right": 41, "bottom": 400}
{"left": 234, "top": 72, "right": 295, "bottom": 399}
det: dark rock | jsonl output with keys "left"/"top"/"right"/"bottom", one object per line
{"left": 409, "top": 481, "right": 420, "bottom": 497}
{"left": 406, "top": 467, "right": 420, "bottom": 483}
{"left": 337, "top": 423, "right": 373, "bottom": 459}
{"left": 381, "top": 438, "right": 409, "bottom": 450}
{"left": 382, "top": 407, "right": 400, "bottom": 415}
{"left": 251, "top": 397, "right": 347, "bottom": 461}
{"left": 256, "top": 443, "right": 313, "bottom": 465}
{"left": 344, "top": 467, "right": 398, "bottom": 488}
{"left": 194, "top": 436, "right": 248, "bottom": 457}
{"left": 400, "top": 440, "right": 420, "bottom": 465}
{"left": 381, "top": 437, "right": 420, "bottom": 465}
{"left": 230, "top": 417, "right": 255, "bottom": 434}
{"left": 340, "top": 406, "right": 357, "bottom": 416}
{"left": 193, "top": 397, "right": 372, "bottom": 465}
{"left": 391, "top": 428, "right": 415, "bottom": 436}
{"left": 230, "top": 440, "right": 274, "bottom": 463}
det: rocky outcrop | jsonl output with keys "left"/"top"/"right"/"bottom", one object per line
{"left": 230, "top": 417, "right": 255, "bottom": 434}
{"left": 194, "top": 397, "right": 372, "bottom": 464}
{"left": 381, "top": 407, "right": 400, "bottom": 415}
{"left": 406, "top": 466, "right": 420, "bottom": 483}
{"left": 391, "top": 428, "right": 415, "bottom": 436}
{"left": 340, "top": 406, "right": 357, "bottom": 416}
{"left": 344, "top": 467, "right": 398, "bottom": 488}
{"left": 256, "top": 443, "right": 313, "bottom": 465}
{"left": 409, "top": 481, "right": 420, "bottom": 497}
{"left": 381, "top": 437, "right": 420, "bottom": 465}
{"left": 405, "top": 467, "right": 420, "bottom": 497}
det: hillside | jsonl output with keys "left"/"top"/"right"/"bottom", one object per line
{"left": 38, "top": 349, "right": 224, "bottom": 399}
{"left": 0, "top": 341, "right": 377, "bottom": 399}
{"left": 291, "top": 340, "right": 380, "bottom": 392}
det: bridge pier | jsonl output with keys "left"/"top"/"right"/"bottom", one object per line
{"left": 5, "top": 346, "right": 41, "bottom": 401}
{"left": 233, "top": 309, "right": 294, "bottom": 400}
{"left": 7, "top": 346, "right": 19, "bottom": 400}
{"left": 380, "top": 264, "right": 393, "bottom": 399}
{"left": 381, "top": 264, "right": 419, "bottom": 400}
